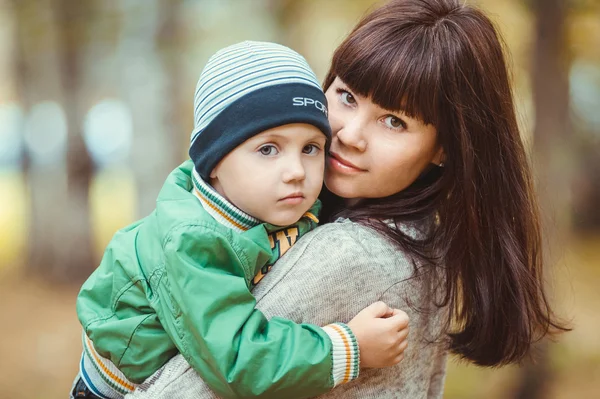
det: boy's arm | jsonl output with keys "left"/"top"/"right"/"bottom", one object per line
{"left": 154, "top": 223, "right": 359, "bottom": 399}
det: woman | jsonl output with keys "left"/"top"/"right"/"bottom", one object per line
{"left": 129, "top": 0, "right": 566, "bottom": 397}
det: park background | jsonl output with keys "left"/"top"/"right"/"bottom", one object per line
{"left": 0, "top": 0, "right": 599, "bottom": 398}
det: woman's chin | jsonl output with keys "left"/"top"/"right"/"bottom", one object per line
{"left": 324, "top": 175, "right": 360, "bottom": 199}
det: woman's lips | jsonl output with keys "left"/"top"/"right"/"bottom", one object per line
{"left": 328, "top": 152, "right": 365, "bottom": 174}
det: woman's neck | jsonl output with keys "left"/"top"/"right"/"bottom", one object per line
{"left": 345, "top": 198, "right": 364, "bottom": 208}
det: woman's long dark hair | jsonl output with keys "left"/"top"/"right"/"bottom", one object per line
{"left": 322, "top": 0, "right": 568, "bottom": 366}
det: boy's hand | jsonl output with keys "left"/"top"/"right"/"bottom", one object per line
{"left": 347, "top": 301, "right": 410, "bottom": 368}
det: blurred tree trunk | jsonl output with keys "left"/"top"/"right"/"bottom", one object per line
{"left": 51, "top": 0, "right": 95, "bottom": 281}
{"left": 118, "top": 0, "right": 178, "bottom": 218}
{"left": 157, "top": 0, "right": 186, "bottom": 168}
{"left": 514, "top": 0, "right": 572, "bottom": 397}
{"left": 13, "top": 0, "right": 94, "bottom": 282}
{"left": 12, "top": 0, "right": 69, "bottom": 280}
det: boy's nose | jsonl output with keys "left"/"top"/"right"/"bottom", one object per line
{"left": 281, "top": 156, "right": 306, "bottom": 183}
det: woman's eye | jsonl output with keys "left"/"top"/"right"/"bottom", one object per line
{"left": 259, "top": 145, "right": 278, "bottom": 156}
{"left": 340, "top": 90, "right": 356, "bottom": 106}
{"left": 383, "top": 115, "right": 406, "bottom": 129}
{"left": 302, "top": 144, "right": 320, "bottom": 155}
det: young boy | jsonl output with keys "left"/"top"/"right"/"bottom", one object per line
{"left": 72, "top": 41, "right": 408, "bottom": 399}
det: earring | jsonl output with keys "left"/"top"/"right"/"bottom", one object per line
{"left": 438, "top": 162, "right": 445, "bottom": 167}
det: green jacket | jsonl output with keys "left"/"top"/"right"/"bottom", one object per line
{"left": 76, "top": 161, "right": 338, "bottom": 398}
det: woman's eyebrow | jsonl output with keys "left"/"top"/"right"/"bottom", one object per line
{"left": 335, "top": 80, "right": 357, "bottom": 94}
{"left": 378, "top": 104, "right": 409, "bottom": 119}
{"left": 380, "top": 102, "right": 417, "bottom": 121}
{"left": 335, "top": 79, "right": 415, "bottom": 122}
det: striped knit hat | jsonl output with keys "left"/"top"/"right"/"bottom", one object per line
{"left": 189, "top": 41, "right": 331, "bottom": 179}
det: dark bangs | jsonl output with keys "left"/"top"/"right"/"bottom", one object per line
{"left": 323, "top": 14, "right": 446, "bottom": 128}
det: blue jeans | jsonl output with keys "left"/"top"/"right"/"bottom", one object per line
{"left": 70, "top": 375, "right": 103, "bottom": 399}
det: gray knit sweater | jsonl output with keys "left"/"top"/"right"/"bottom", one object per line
{"left": 127, "top": 219, "right": 448, "bottom": 399}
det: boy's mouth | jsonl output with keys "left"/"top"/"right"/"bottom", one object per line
{"left": 279, "top": 192, "right": 305, "bottom": 205}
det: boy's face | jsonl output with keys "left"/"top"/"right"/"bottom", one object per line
{"left": 210, "top": 123, "right": 327, "bottom": 226}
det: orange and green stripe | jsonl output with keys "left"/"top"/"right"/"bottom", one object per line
{"left": 322, "top": 322, "right": 360, "bottom": 386}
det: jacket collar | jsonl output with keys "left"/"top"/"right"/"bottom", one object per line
{"left": 190, "top": 168, "right": 260, "bottom": 232}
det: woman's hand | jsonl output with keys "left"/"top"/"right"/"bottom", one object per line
{"left": 347, "top": 301, "right": 410, "bottom": 368}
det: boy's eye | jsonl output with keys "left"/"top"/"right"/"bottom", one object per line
{"left": 383, "top": 115, "right": 406, "bottom": 130}
{"left": 339, "top": 90, "right": 356, "bottom": 106}
{"left": 258, "top": 145, "right": 278, "bottom": 156}
{"left": 302, "top": 144, "right": 320, "bottom": 155}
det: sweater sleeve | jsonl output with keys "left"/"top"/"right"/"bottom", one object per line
{"left": 153, "top": 222, "right": 358, "bottom": 399}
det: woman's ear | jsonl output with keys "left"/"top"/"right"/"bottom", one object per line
{"left": 432, "top": 146, "right": 445, "bottom": 167}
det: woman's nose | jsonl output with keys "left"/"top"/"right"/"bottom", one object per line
{"left": 335, "top": 116, "right": 367, "bottom": 152}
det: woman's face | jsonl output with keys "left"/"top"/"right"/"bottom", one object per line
{"left": 324, "top": 77, "right": 443, "bottom": 202}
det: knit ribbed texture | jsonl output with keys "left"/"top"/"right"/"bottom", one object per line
{"left": 80, "top": 333, "right": 137, "bottom": 399}
{"left": 191, "top": 169, "right": 319, "bottom": 232}
{"left": 188, "top": 41, "right": 331, "bottom": 179}
{"left": 322, "top": 323, "right": 360, "bottom": 386}
{"left": 191, "top": 168, "right": 260, "bottom": 232}
{"left": 191, "top": 41, "right": 322, "bottom": 143}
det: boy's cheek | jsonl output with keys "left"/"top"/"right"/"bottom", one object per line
{"left": 306, "top": 162, "right": 326, "bottom": 198}
{"left": 307, "top": 159, "right": 325, "bottom": 181}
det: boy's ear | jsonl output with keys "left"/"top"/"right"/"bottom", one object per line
{"left": 209, "top": 163, "right": 219, "bottom": 179}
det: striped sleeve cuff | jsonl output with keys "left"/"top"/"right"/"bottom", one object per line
{"left": 80, "top": 332, "right": 137, "bottom": 398}
{"left": 321, "top": 323, "right": 360, "bottom": 387}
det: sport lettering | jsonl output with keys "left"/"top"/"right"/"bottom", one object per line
{"left": 292, "top": 97, "right": 328, "bottom": 116}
